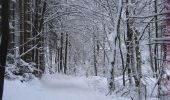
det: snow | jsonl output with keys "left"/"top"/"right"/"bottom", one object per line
{"left": 12, "top": 0, "right": 16, "bottom": 3}
{"left": 3, "top": 74, "right": 130, "bottom": 100}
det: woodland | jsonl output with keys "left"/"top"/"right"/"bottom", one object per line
{"left": 0, "top": 0, "right": 169, "bottom": 100}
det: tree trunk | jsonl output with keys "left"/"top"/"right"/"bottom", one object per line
{"left": 148, "top": 24, "right": 154, "bottom": 74}
{"left": 93, "top": 34, "right": 97, "bottom": 76}
{"left": 59, "top": 33, "right": 64, "bottom": 73}
{"left": 0, "top": 0, "right": 10, "bottom": 99}
{"left": 19, "top": 0, "right": 24, "bottom": 60}
{"left": 154, "top": 0, "right": 158, "bottom": 78}
{"left": 64, "top": 33, "right": 68, "bottom": 74}
{"left": 165, "top": 0, "right": 170, "bottom": 99}
{"left": 125, "top": 0, "right": 132, "bottom": 85}
{"left": 24, "top": 0, "right": 32, "bottom": 62}
{"left": 9, "top": 1, "right": 15, "bottom": 54}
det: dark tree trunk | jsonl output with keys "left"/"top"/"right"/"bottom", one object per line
{"left": 9, "top": 1, "right": 15, "bottom": 54}
{"left": 154, "top": 0, "right": 158, "bottom": 78}
{"left": 60, "top": 33, "right": 64, "bottom": 72}
{"left": 32, "top": 0, "right": 39, "bottom": 64}
{"left": 64, "top": 33, "right": 68, "bottom": 74}
{"left": 125, "top": 0, "right": 132, "bottom": 85}
{"left": 24, "top": 0, "right": 32, "bottom": 62}
{"left": 38, "top": 1, "right": 46, "bottom": 75}
{"left": 93, "top": 34, "right": 97, "bottom": 76}
{"left": 0, "top": 0, "right": 10, "bottom": 99}
{"left": 19, "top": 0, "right": 24, "bottom": 60}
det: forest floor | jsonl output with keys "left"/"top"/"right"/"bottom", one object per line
{"left": 2, "top": 74, "right": 158, "bottom": 100}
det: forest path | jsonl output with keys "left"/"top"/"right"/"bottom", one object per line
{"left": 3, "top": 74, "right": 129, "bottom": 100}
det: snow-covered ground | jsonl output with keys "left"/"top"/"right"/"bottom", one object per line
{"left": 3, "top": 74, "right": 130, "bottom": 100}
{"left": 3, "top": 74, "right": 159, "bottom": 100}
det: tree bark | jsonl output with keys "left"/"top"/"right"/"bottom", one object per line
{"left": 154, "top": 0, "right": 158, "bottom": 78}
{"left": 0, "top": 0, "right": 10, "bottom": 99}
{"left": 125, "top": 0, "right": 132, "bottom": 85}
{"left": 59, "top": 33, "right": 64, "bottom": 73}
{"left": 64, "top": 33, "right": 68, "bottom": 74}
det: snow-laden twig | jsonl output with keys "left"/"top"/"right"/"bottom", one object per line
{"left": 18, "top": 43, "right": 39, "bottom": 58}
{"left": 130, "top": 12, "right": 170, "bottom": 19}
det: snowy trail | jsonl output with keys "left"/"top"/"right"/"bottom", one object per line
{"left": 3, "top": 74, "right": 129, "bottom": 100}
